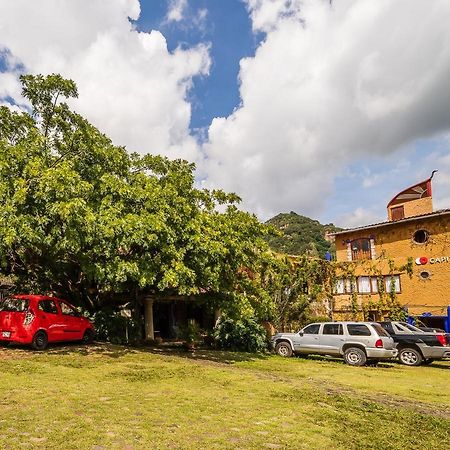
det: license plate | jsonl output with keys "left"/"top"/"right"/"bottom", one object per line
{"left": 1, "top": 331, "right": 11, "bottom": 338}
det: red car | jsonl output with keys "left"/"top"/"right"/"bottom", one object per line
{"left": 0, "top": 294, "right": 94, "bottom": 350}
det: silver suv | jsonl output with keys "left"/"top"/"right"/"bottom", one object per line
{"left": 271, "top": 322, "right": 398, "bottom": 366}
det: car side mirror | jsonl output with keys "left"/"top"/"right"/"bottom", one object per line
{"left": 299, "top": 331, "right": 304, "bottom": 337}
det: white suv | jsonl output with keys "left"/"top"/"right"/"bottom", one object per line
{"left": 271, "top": 322, "right": 397, "bottom": 366}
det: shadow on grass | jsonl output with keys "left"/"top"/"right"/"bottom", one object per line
{"left": 2, "top": 341, "right": 270, "bottom": 364}
{"left": 2, "top": 341, "right": 137, "bottom": 359}
{"left": 417, "top": 362, "right": 450, "bottom": 370}
{"left": 148, "top": 346, "right": 270, "bottom": 364}
{"left": 299, "top": 354, "right": 397, "bottom": 369}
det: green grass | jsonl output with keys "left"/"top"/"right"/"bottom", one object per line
{"left": 0, "top": 344, "right": 449, "bottom": 449}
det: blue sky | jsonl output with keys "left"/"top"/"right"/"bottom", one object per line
{"left": 134, "top": 0, "right": 264, "bottom": 131}
{"left": 1, "top": 0, "right": 450, "bottom": 228}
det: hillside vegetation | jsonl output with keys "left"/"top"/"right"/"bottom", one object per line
{"left": 266, "top": 212, "right": 342, "bottom": 258}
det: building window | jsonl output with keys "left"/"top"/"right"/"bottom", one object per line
{"left": 370, "top": 277, "right": 379, "bottom": 293}
{"left": 335, "top": 279, "right": 345, "bottom": 294}
{"left": 391, "top": 206, "right": 405, "bottom": 221}
{"left": 335, "top": 277, "right": 379, "bottom": 295}
{"left": 413, "top": 229, "right": 429, "bottom": 244}
{"left": 385, "top": 275, "right": 401, "bottom": 294}
{"left": 350, "top": 238, "right": 372, "bottom": 260}
{"left": 334, "top": 278, "right": 356, "bottom": 295}
{"left": 345, "top": 279, "right": 354, "bottom": 293}
{"left": 335, "top": 276, "right": 402, "bottom": 295}
{"left": 357, "top": 276, "right": 371, "bottom": 293}
{"left": 419, "top": 271, "right": 430, "bottom": 280}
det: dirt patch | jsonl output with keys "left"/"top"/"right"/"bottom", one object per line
{"left": 0, "top": 346, "right": 34, "bottom": 360}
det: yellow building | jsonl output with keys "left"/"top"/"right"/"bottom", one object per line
{"left": 332, "top": 174, "right": 450, "bottom": 332}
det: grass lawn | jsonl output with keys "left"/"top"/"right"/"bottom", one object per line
{"left": 0, "top": 343, "right": 449, "bottom": 449}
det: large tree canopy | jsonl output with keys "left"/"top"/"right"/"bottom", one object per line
{"left": 0, "top": 74, "right": 273, "bottom": 315}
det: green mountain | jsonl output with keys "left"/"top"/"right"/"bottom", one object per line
{"left": 265, "top": 212, "right": 342, "bottom": 258}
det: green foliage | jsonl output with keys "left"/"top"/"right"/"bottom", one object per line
{"left": 0, "top": 73, "right": 272, "bottom": 313}
{"left": 91, "top": 309, "right": 141, "bottom": 344}
{"left": 266, "top": 212, "right": 341, "bottom": 258}
{"left": 179, "top": 320, "right": 202, "bottom": 344}
{"left": 213, "top": 316, "right": 269, "bottom": 352}
{"left": 260, "top": 255, "right": 335, "bottom": 331}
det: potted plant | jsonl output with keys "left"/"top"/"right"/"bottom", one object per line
{"left": 182, "top": 320, "right": 201, "bottom": 352}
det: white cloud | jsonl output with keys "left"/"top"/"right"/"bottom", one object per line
{"left": 245, "top": 0, "right": 303, "bottom": 33}
{"left": 166, "top": 0, "right": 188, "bottom": 23}
{"left": 336, "top": 208, "right": 385, "bottom": 229}
{"left": 202, "top": 0, "right": 450, "bottom": 219}
{"left": 2, "top": 0, "right": 450, "bottom": 223}
{"left": 164, "top": 1, "right": 208, "bottom": 33}
{"left": 0, "top": 0, "right": 210, "bottom": 162}
{"left": 429, "top": 143, "right": 450, "bottom": 210}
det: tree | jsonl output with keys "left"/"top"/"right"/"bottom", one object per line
{"left": 0, "top": 74, "right": 272, "bottom": 317}
{"left": 263, "top": 255, "right": 335, "bottom": 331}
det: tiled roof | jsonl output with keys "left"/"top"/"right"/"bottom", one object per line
{"left": 332, "top": 209, "right": 450, "bottom": 236}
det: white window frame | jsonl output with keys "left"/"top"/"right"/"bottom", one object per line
{"left": 385, "top": 275, "right": 401, "bottom": 294}
{"left": 335, "top": 279, "right": 345, "bottom": 295}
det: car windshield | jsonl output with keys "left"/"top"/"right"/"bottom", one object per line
{"left": 0, "top": 297, "right": 29, "bottom": 312}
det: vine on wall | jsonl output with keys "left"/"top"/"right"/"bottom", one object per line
{"left": 335, "top": 257, "right": 414, "bottom": 321}
{"left": 267, "top": 253, "right": 415, "bottom": 329}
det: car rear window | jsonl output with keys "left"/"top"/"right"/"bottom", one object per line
{"left": 347, "top": 324, "right": 371, "bottom": 336}
{"left": 371, "top": 323, "right": 390, "bottom": 337}
{"left": 0, "top": 298, "right": 29, "bottom": 312}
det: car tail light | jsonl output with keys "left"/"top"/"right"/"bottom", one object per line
{"left": 23, "top": 309, "right": 35, "bottom": 326}
{"left": 436, "top": 334, "right": 447, "bottom": 346}
{"left": 375, "top": 339, "right": 383, "bottom": 348}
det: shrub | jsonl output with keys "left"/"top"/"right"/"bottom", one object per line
{"left": 91, "top": 309, "right": 141, "bottom": 344}
{"left": 213, "top": 317, "right": 269, "bottom": 353}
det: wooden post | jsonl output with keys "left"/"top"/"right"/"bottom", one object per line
{"left": 214, "top": 309, "right": 221, "bottom": 326}
{"left": 144, "top": 297, "right": 154, "bottom": 341}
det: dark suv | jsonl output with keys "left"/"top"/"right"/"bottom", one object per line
{"left": 0, "top": 295, "right": 94, "bottom": 350}
{"left": 378, "top": 321, "right": 450, "bottom": 366}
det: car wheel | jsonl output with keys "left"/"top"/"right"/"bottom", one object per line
{"left": 343, "top": 347, "right": 367, "bottom": 366}
{"left": 32, "top": 331, "right": 48, "bottom": 351}
{"left": 82, "top": 329, "right": 94, "bottom": 345}
{"left": 398, "top": 347, "right": 423, "bottom": 366}
{"left": 275, "top": 341, "right": 293, "bottom": 357}
{"left": 422, "top": 359, "right": 434, "bottom": 365}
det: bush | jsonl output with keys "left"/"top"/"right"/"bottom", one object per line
{"left": 213, "top": 317, "right": 269, "bottom": 353}
{"left": 91, "top": 309, "right": 141, "bottom": 344}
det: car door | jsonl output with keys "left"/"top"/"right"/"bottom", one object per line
{"left": 319, "top": 323, "right": 344, "bottom": 355}
{"left": 58, "top": 301, "right": 84, "bottom": 341}
{"left": 292, "top": 323, "right": 322, "bottom": 353}
{"left": 37, "top": 299, "right": 65, "bottom": 342}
